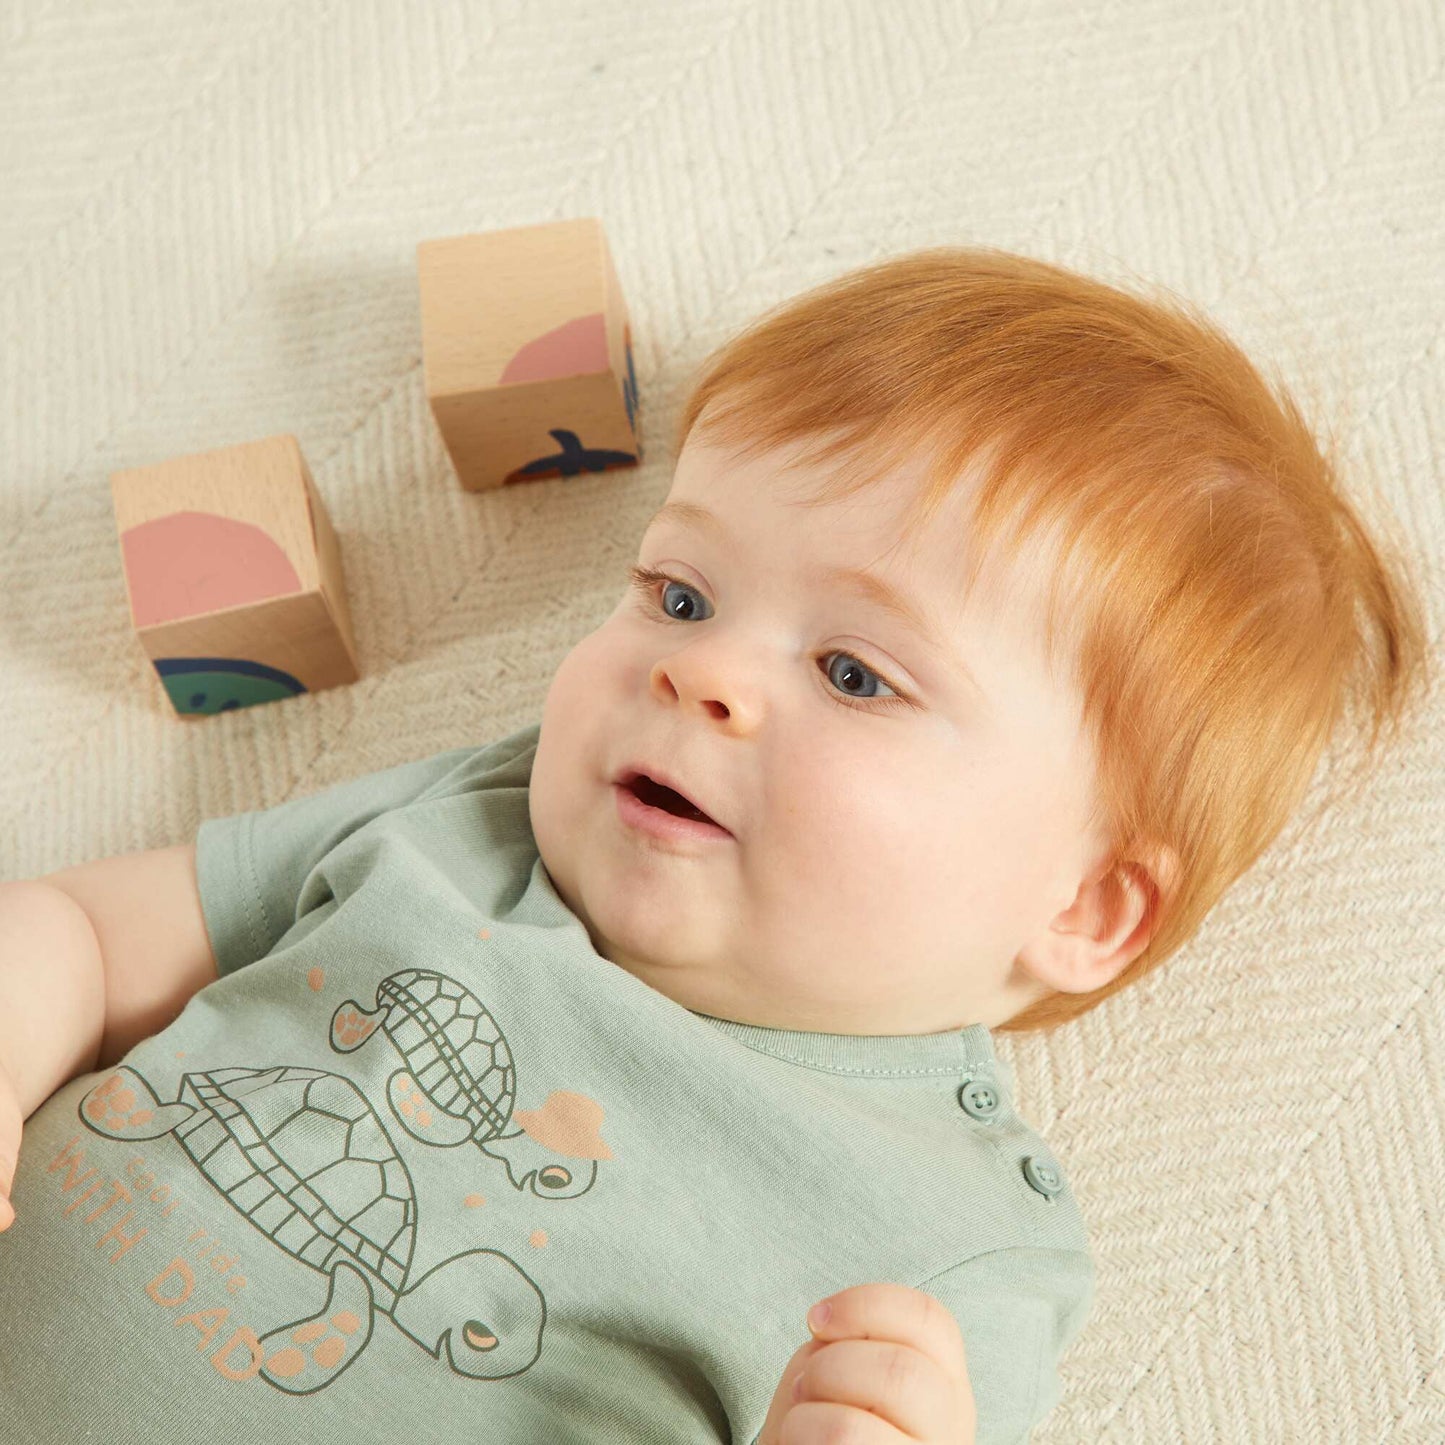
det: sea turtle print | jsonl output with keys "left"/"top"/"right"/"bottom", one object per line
{"left": 78, "top": 1064, "right": 547, "bottom": 1394}
{"left": 329, "top": 968, "right": 611, "bottom": 1199}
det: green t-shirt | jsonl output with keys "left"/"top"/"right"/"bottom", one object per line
{"left": 0, "top": 721, "right": 1095, "bottom": 1444}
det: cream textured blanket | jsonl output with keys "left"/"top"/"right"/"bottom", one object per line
{"left": 1, "top": 2, "right": 1441, "bottom": 1439}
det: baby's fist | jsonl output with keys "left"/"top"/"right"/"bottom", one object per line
{"left": 758, "top": 1282, "right": 976, "bottom": 1444}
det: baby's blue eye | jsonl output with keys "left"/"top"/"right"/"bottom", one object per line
{"left": 824, "top": 652, "right": 896, "bottom": 701}
{"left": 659, "top": 577, "right": 706, "bottom": 623}
{"left": 628, "top": 565, "right": 909, "bottom": 712}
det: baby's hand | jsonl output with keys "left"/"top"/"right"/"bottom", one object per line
{"left": 0, "top": 1054, "right": 21, "bottom": 1231}
{"left": 757, "top": 1282, "right": 976, "bottom": 1444}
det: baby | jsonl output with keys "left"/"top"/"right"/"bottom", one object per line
{"left": 0, "top": 247, "right": 1430, "bottom": 1445}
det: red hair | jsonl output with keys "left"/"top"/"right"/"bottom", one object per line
{"left": 671, "top": 247, "right": 1434, "bottom": 1033}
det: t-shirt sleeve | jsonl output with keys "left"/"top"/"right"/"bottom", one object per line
{"left": 918, "top": 1245, "right": 1096, "bottom": 1445}
{"left": 194, "top": 745, "right": 483, "bottom": 977}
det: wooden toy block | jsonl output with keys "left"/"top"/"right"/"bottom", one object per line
{"left": 416, "top": 216, "right": 642, "bottom": 493}
{"left": 109, "top": 433, "right": 361, "bottom": 718}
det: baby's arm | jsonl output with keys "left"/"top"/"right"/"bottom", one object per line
{"left": 0, "top": 842, "right": 217, "bottom": 1118}
{"left": 0, "top": 881, "right": 106, "bottom": 1124}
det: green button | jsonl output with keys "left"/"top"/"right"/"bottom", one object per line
{"left": 1022, "top": 1155, "right": 1062, "bottom": 1197}
{"left": 957, "top": 1078, "right": 1000, "bottom": 1120}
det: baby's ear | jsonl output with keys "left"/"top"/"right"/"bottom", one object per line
{"left": 1131, "top": 840, "right": 1180, "bottom": 915}
{"left": 1111, "top": 841, "right": 1179, "bottom": 965}
{"left": 1020, "top": 878, "right": 1130, "bottom": 995}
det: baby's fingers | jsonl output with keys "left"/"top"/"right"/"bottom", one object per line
{"left": 756, "top": 1336, "right": 827, "bottom": 1445}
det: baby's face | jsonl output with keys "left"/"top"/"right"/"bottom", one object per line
{"left": 529, "top": 425, "right": 1110, "bottom": 1033}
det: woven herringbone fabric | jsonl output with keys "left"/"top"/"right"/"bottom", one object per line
{"left": 1, "top": 3, "right": 1441, "bottom": 1441}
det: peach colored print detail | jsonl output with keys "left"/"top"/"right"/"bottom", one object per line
{"left": 85, "top": 1071, "right": 155, "bottom": 1131}
{"left": 394, "top": 1075, "right": 434, "bottom": 1130}
{"left": 331, "top": 1009, "right": 378, "bottom": 1048}
{"left": 307, "top": 967, "right": 325, "bottom": 992}
{"left": 514, "top": 1091, "right": 613, "bottom": 1160}
{"left": 266, "top": 1311, "right": 364, "bottom": 1378}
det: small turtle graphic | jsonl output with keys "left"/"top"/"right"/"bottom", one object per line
{"left": 330, "top": 969, "right": 611, "bottom": 1198}
{"left": 79, "top": 1064, "right": 546, "bottom": 1394}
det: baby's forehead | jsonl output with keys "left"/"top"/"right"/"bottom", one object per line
{"left": 795, "top": 469, "right": 1057, "bottom": 616}
{"left": 677, "top": 423, "right": 1070, "bottom": 628}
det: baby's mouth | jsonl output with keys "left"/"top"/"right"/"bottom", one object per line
{"left": 625, "top": 774, "right": 716, "bottom": 826}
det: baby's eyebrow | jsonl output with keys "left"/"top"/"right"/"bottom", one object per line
{"left": 644, "top": 501, "right": 986, "bottom": 700}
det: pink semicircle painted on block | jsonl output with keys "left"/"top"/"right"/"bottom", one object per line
{"left": 499, "top": 311, "right": 609, "bottom": 386}
{"left": 119, "top": 510, "right": 303, "bottom": 627}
